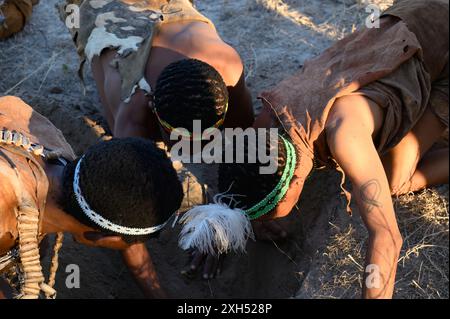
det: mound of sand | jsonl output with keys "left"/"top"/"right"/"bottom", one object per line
{"left": 0, "top": 0, "right": 448, "bottom": 299}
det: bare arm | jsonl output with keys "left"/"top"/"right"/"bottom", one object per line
{"left": 121, "top": 242, "right": 167, "bottom": 298}
{"left": 224, "top": 71, "right": 255, "bottom": 129}
{"left": 326, "top": 96, "right": 403, "bottom": 299}
{"left": 92, "top": 50, "right": 162, "bottom": 140}
{"left": 210, "top": 42, "right": 254, "bottom": 129}
{"left": 113, "top": 90, "right": 162, "bottom": 140}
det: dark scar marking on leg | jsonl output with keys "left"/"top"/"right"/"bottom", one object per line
{"left": 360, "top": 179, "right": 382, "bottom": 213}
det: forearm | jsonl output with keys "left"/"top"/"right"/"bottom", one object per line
{"left": 363, "top": 231, "right": 401, "bottom": 298}
{"left": 327, "top": 114, "right": 402, "bottom": 298}
{"left": 226, "top": 74, "right": 255, "bottom": 128}
{"left": 352, "top": 175, "right": 402, "bottom": 298}
{"left": 348, "top": 166, "right": 402, "bottom": 299}
{"left": 114, "top": 120, "right": 153, "bottom": 139}
{"left": 347, "top": 175, "right": 402, "bottom": 298}
{"left": 121, "top": 243, "right": 167, "bottom": 298}
{"left": 113, "top": 90, "right": 161, "bottom": 140}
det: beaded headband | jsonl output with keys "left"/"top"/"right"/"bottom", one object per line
{"left": 152, "top": 102, "right": 229, "bottom": 140}
{"left": 177, "top": 135, "right": 298, "bottom": 255}
{"left": 73, "top": 156, "right": 170, "bottom": 235}
{"left": 244, "top": 135, "right": 297, "bottom": 220}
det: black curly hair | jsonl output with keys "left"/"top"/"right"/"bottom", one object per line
{"left": 154, "top": 59, "right": 229, "bottom": 133}
{"left": 60, "top": 138, "right": 183, "bottom": 243}
{"left": 218, "top": 131, "right": 291, "bottom": 213}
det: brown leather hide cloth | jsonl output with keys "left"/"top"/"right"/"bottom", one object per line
{"left": 0, "top": 0, "right": 39, "bottom": 40}
{"left": 0, "top": 137, "right": 66, "bottom": 299}
{"left": 260, "top": 0, "right": 449, "bottom": 213}
{"left": 0, "top": 96, "right": 75, "bottom": 298}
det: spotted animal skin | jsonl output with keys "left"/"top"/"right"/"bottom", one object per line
{"left": 83, "top": 1, "right": 164, "bottom": 61}
{"left": 62, "top": 0, "right": 214, "bottom": 101}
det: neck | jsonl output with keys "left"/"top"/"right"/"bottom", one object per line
{"left": 41, "top": 162, "right": 85, "bottom": 235}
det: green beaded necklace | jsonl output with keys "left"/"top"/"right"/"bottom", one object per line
{"left": 245, "top": 135, "right": 297, "bottom": 220}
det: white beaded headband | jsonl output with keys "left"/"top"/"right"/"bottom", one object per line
{"left": 73, "top": 156, "right": 170, "bottom": 235}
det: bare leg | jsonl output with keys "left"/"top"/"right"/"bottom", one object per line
{"left": 395, "top": 147, "right": 449, "bottom": 195}
{"left": 382, "top": 108, "right": 447, "bottom": 195}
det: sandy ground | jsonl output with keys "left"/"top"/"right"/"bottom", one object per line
{"left": 0, "top": 0, "right": 448, "bottom": 299}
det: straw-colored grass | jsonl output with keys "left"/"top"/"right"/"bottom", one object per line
{"left": 311, "top": 186, "right": 449, "bottom": 299}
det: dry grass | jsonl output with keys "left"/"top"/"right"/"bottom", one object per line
{"left": 309, "top": 186, "right": 449, "bottom": 299}
{"left": 394, "top": 187, "right": 449, "bottom": 298}
{"left": 303, "top": 220, "right": 364, "bottom": 299}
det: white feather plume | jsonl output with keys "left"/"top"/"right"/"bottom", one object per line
{"left": 178, "top": 195, "right": 254, "bottom": 255}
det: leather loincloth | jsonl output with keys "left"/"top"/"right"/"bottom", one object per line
{"left": 259, "top": 0, "right": 448, "bottom": 213}
{"left": 260, "top": 0, "right": 448, "bottom": 167}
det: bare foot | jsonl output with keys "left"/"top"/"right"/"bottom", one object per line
{"left": 392, "top": 147, "right": 450, "bottom": 196}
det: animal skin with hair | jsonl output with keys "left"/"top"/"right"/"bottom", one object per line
{"left": 0, "top": 133, "right": 62, "bottom": 299}
{"left": 0, "top": 0, "right": 38, "bottom": 40}
{"left": 0, "top": 96, "right": 76, "bottom": 298}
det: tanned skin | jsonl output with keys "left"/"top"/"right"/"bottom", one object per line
{"left": 91, "top": 21, "right": 254, "bottom": 140}
{"left": 254, "top": 94, "right": 448, "bottom": 299}
{"left": 89, "top": 20, "right": 254, "bottom": 287}
{"left": 0, "top": 160, "right": 165, "bottom": 299}
{"left": 187, "top": 92, "right": 448, "bottom": 285}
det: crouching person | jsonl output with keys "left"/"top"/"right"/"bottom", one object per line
{"left": 0, "top": 96, "right": 183, "bottom": 298}
{"left": 178, "top": 0, "right": 449, "bottom": 298}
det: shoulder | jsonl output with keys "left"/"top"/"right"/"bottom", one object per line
{"left": 207, "top": 41, "right": 244, "bottom": 87}
{"left": 0, "top": 96, "right": 34, "bottom": 119}
{"left": 166, "top": 23, "right": 244, "bottom": 86}
{"left": 0, "top": 95, "right": 30, "bottom": 106}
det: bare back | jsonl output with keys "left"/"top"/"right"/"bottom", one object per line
{"left": 92, "top": 19, "right": 253, "bottom": 139}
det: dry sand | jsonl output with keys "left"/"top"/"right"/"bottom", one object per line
{"left": 0, "top": 0, "right": 448, "bottom": 299}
